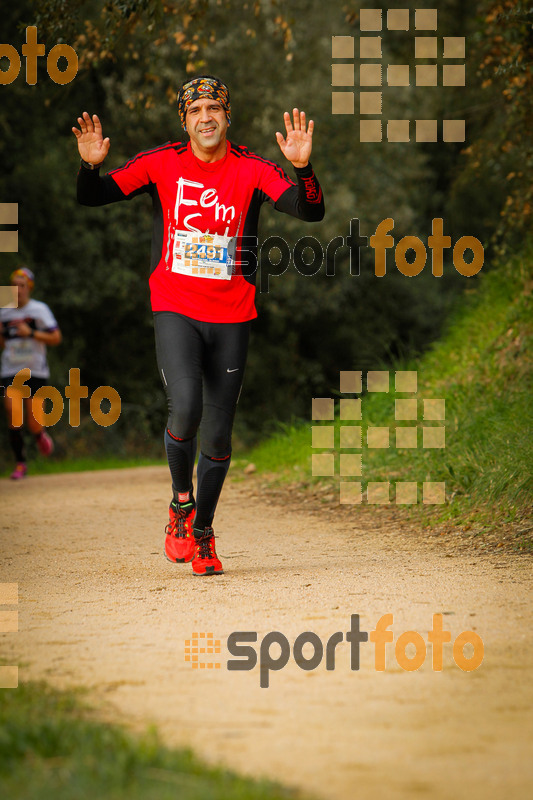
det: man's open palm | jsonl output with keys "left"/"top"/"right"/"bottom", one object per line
{"left": 276, "top": 108, "right": 314, "bottom": 169}
{"left": 72, "top": 112, "right": 110, "bottom": 165}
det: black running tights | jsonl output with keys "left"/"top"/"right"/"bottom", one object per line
{"left": 154, "top": 311, "right": 250, "bottom": 528}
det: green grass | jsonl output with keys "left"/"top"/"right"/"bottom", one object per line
{"left": 0, "top": 681, "right": 309, "bottom": 800}
{"left": 244, "top": 423, "right": 310, "bottom": 475}
{"left": 245, "top": 248, "right": 533, "bottom": 541}
{"left": 0, "top": 454, "right": 166, "bottom": 479}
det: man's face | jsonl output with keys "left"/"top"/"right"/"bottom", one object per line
{"left": 11, "top": 275, "right": 31, "bottom": 306}
{"left": 185, "top": 97, "right": 228, "bottom": 152}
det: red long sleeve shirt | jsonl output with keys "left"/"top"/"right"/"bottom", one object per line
{"left": 77, "top": 140, "right": 324, "bottom": 322}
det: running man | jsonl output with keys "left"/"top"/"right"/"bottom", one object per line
{"left": 73, "top": 75, "right": 324, "bottom": 576}
{"left": 1, "top": 267, "right": 61, "bottom": 479}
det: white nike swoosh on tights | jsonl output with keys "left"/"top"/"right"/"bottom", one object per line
{"left": 227, "top": 368, "right": 239, "bottom": 372}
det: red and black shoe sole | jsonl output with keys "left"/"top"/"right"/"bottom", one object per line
{"left": 192, "top": 565, "right": 224, "bottom": 576}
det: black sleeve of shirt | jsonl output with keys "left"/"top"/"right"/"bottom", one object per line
{"left": 76, "top": 164, "right": 149, "bottom": 206}
{"left": 273, "top": 163, "right": 325, "bottom": 222}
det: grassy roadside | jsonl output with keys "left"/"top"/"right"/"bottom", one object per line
{"left": 0, "top": 455, "right": 166, "bottom": 479}
{"left": 0, "top": 681, "right": 308, "bottom": 800}
{"left": 245, "top": 249, "right": 533, "bottom": 549}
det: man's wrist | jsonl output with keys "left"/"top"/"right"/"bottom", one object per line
{"left": 81, "top": 159, "right": 103, "bottom": 170}
{"left": 291, "top": 161, "right": 309, "bottom": 170}
{"left": 293, "top": 162, "right": 313, "bottom": 176}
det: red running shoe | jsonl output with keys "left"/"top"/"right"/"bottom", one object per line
{"left": 192, "top": 527, "right": 224, "bottom": 576}
{"left": 37, "top": 431, "right": 54, "bottom": 456}
{"left": 10, "top": 462, "right": 27, "bottom": 480}
{"left": 164, "top": 501, "right": 195, "bottom": 563}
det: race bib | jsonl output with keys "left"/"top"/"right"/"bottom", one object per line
{"left": 9, "top": 339, "right": 36, "bottom": 366}
{"left": 171, "top": 230, "right": 236, "bottom": 280}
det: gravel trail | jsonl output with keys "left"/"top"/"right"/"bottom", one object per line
{"left": 1, "top": 466, "right": 532, "bottom": 800}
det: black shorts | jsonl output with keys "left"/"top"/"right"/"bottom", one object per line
{"left": 1, "top": 375, "right": 48, "bottom": 397}
{"left": 153, "top": 311, "right": 250, "bottom": 458}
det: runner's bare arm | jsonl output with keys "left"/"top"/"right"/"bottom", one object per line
{"left": 13, "top": 319, "right": 62, "bottom": 345}
{"left": 275, "top": 108, "right": 314, "bottom": 169}
{"left": 72, "top": 112, "right": 110, "bottom": 165}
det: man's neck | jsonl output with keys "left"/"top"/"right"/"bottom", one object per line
{"left": 190, "top": 139, "right": 228, "bottom": 163}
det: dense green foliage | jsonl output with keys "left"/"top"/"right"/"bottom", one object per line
{"left": 0, "top": 681, "right": 305, "bottom": 799}
{"left": 1, "top": 0, "right": 531, "bottom": 468}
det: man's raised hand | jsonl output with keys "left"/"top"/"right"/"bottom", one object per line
{"left": 275, "top": 108, "right": 314, "bottom": 169}
{"left": 72, "top": 112, "right": 110, "bottom": 165}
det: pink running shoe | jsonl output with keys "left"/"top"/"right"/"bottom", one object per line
{"left": 10, "top": 463, "right": 27, "bottom": 480}
{"left": 36, "top": 431, "right": 54, "bottom": 456}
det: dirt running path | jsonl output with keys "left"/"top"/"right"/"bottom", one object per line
{"left": 1, "top": 466, "right": 532, "bottom": 799}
